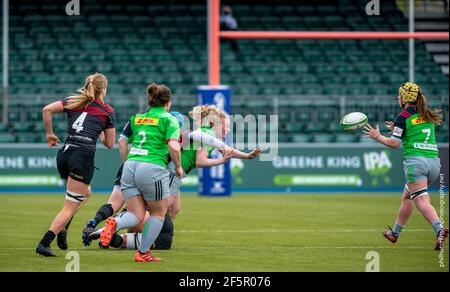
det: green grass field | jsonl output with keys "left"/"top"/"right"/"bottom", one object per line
{"left": 0, "top": 193, "right": 448, "bottom": 272}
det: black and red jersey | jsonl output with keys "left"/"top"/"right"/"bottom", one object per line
{"left": 60, "top": 98, "right": 116, "bottom": 152}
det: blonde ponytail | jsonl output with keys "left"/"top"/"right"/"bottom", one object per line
{"left": 65, "top": 73, "right": 108, "bottom": 110}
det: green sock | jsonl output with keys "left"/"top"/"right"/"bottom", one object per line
{"left": 432, "top": 220, "right": 443, "bottom": 235}
{"left": 392, "top": 222, "right": 403, "bottom": 236}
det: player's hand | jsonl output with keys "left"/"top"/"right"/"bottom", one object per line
{"left": 247, "top": 147, "right": 262, "bottom": 159}
{"left": 46, "top": 133, "right": 60, "bottom": 147}
{"left": 167, "top": 206, "right": 179, "bottom": 219}
{"left": 363, "top": 124, "right": 381, "bottom": 140}
{"left": 384, "top": 121, "right": 394, "bottom": 134}
{"left": 175, "top": 166, "right": 184, "bottom": 178}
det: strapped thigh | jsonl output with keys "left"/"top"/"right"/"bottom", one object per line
{"left": 410, "top": 188, "right": 428, "bottom": 200}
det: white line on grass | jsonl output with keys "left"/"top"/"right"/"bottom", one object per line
{"left": 176, "top": 229, "right": 432, "bottom": 233}
{"left": 0, "top": 246, "right": 436, "bottom": 251}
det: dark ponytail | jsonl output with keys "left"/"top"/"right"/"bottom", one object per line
{"left": 147, "top": 83, "right": 171, "bottom": 107}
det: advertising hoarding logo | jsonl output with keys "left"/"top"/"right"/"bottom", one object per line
{"left": 363, "top": 151, "right": 393, "bottom": 186}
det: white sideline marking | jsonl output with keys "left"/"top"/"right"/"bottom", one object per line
{"left": 176, "top": 229, "right": 432, "bottom": 233}
{"left": 0, "top": 246, "right": 436, "bottom": 251}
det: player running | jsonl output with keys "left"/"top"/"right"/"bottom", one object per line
{"left": 36, "top": 73, "right": 116, "bottom": 257}
{"left": 98, "top": 83, "right": 183, "bottom": 262}
{"left": 363, "top": 82, "right": 448, "bottom": 250}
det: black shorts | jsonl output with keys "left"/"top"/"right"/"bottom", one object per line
{"left": 114, "top": 163, "right": 124, "bottom": 186}
{"left": 57, "top": 145, "right": 95, "bottom": 184}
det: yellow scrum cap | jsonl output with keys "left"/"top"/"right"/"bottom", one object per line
{"left": 399, "top": 82, "right": 421, "bottom": 104}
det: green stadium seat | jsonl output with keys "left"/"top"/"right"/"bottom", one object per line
{"left": 292, "top": 134, "right": 312, "bottom": 143}
{"left": 313, "top": 134, "right": 336, "bottom": 143}
{"left": 336, "top": 133, "right": 359, "bottom": 143}
{"left": 0, "top": 133, "right": 15, "bottom": 143}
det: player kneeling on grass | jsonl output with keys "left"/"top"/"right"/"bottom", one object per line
{"left": 89, "top": 212, "right": 175, "bottom": 250}
{"left": 363, "top": 82, "right": 448, "bottom": 250}
{"left": 97, "top": 83, "right": 183, "bottom": 263}
{"left": 36, "top": 73, "right": 116, "bottom": 257}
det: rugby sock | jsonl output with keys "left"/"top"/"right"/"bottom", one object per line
{"left": 392, "top": 222, "right": 403, "bottom": 236}
{"left": 125, "top": 233, "right": 142, "bottom": 250}
{"left": 39, "top": 230, "right": 56, "bottom": 247}
{"left": 115, "top": 211, "right": 140, "bottom": 231}
{"left": 139, "top": 216, "right": 164, "bottom": 253}
{"left": 432, "top": 220, "right": 443, "bottom": 235}
{"left": 93, "top": 204, "right": 114, "bottom": 226}
{"left": 64, "top": 216, "right": 73, "bottom": 231}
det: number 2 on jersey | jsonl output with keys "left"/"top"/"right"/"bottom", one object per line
{"left": 137, "top": 131, "right": 146, "bottom": 148}
{"left": 72, "top": 112, "right": 88, "bottom": 133}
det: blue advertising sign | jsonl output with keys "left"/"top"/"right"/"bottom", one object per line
{"left": 196, "top": 86, "right": 232, "bottom": 196}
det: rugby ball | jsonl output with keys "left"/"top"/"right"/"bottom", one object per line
{"left": 340, "top": 112, "right": 368, "bottom": 132}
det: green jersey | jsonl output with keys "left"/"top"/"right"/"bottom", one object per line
{"left": 180, "top": 126, "right": 216, "bottom": 174}
{"left": 391, "top": 106, "right": 438, "bottom": 158}
{"left": 127, "top": 107, "right": 180, "bottom": 167}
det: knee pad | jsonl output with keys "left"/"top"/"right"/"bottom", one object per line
{"left": 411, "top": 188, "right": 428, "bottom": 200}
{"left": 65, "top": 190, "right": 86, "bottom": 203}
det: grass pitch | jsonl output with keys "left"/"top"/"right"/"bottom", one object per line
{"left": 0, "top": 193, "right": 448, "bottom": 272}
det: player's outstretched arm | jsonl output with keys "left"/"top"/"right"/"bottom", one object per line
{"left": 196, "top": 147, "right": 232, "bottom": 168}
{"left": 187, "top": 130, "right": 226, "bottom": 149}
{"left": 363, "top": 124, "right": 401, "bottom": 148}
{"left": 229, "top": 147, "right": 262, "bottom": 159}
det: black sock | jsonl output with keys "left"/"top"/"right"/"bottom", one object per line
{"left": 94, "top": 204, "right": 114, "bottom": 225}
{"left": 40, "top": 230, "right": 56, "bottom": 247}
{"left": 64, "top": 216, "right": 73, "bottom": 232}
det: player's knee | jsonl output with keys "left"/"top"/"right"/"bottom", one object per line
{"left": 85, "top": 186, "right": 92, "bottom": 199}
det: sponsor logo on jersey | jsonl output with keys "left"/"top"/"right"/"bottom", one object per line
{"left": 413, "top": 143, "right": 438, "bottom": 151}
{"left": 129, "top": 147, "right": 149, "bottom": 156}
{"left": 411, "top": 117, "right": 426, "bottom": 125}
{"left": 135, "top": 118, "right": 159, "bottom": 126}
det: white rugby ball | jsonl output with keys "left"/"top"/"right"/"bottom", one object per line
{"left": 340, "top": 112, "right": 368, "bottom": 132}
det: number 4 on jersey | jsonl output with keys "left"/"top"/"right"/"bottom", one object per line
{"left": 72, "top": 112, "right": 87, "bottom": 133}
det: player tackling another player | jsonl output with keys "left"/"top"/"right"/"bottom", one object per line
{"left": 36, "top": 73, "right": 116, "bottom": 257}
{"left": 363, "top": 82, "right": 448, "bottom": 250}
{"left": 84, "top": 105, "right": 260, "bottom": 253}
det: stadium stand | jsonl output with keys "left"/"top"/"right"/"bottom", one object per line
{"left": 0, "top": 0, "right": 448, "bottom": 143}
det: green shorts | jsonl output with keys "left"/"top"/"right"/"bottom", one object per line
{"left": 403, "top": 156, "right": 441, "bottom": 184}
